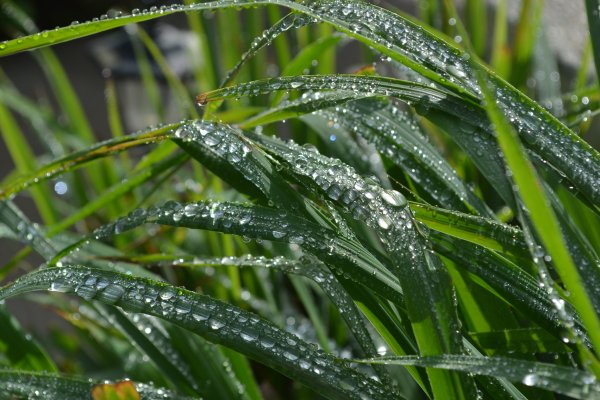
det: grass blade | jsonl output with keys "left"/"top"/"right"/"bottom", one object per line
{"left": 0, "top": 370, "right": 192, "bottom": 400}
{"left": 481, "top": 77, "right": 600, "bottom": 354}
{"left": 359, "top": 355, "right": 599, "bottom": 399}
{"left": 0, "top": 266, "right": 399, "bottom": 400}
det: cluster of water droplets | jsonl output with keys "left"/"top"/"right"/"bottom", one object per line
{"left": 493, "top": 85, "right": 600, "bottom": 205}
{"left": 222, "top": 12, "right": 313, "bottom": 86}
{"left": 175, "top": 121, "right": 253, "bottom": 165}
{"left": 307, "top": 0, "right": 476, "bottom": 93}
{"left": 318, "top": 100, "right": 485, "bottom": 213}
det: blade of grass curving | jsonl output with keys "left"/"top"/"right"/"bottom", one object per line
{"left": 0, "top": 200, "right": 57, "bottom": 260}
{"left": 221, "top": 13, "right": 311, "bottom": 88}
{"left": 470, "top": 328, "right": 571, "bottom": 354}
{"left": 95, "top": 305, "right": 200, "bottom": 396}
{"left": 0, "top": 306, "right": 57, "bottom": 371}
{"left": 481, "top": 76, "right": 600, "bottom": 355}
{"left": 358, "top": 355, "right": 600, "bottom": 399}
{"left": 585, "top": 0, "right": 600, "bottom": 90}
{"left": 1, "top": 0, "right": 598, "bottom": 208}
{"left": 410, "top": 202, "right": 529, "bottom": 259}
{"left": 0, "top": 123, "right": 178, "bottom": 201}
{"left": 198, "top": 75, "right": 516, "bottom": 208}
{"left": 54, "top": 200, "right": 405, "bottom": 307}
{"left": 431, "top": 232, "right": 587, "bottom": 343}
{"left": 128, "top": 253, "right": 393, "bottom": 385}
{"left": 251, "top": 133, "right": 476, "bottom": 398}
{"left": 0, "top": 266, "right": 399, "bottom": 400}
{"left": 0, "top": 370, "right": 193, "bottom": 400}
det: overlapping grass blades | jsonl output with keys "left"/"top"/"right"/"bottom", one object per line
{"left": 0, "top": 370, "right": 192, "bottom": 400}
{"left": 0, "top": 266, "right": 397, "bottom": 400}
{"left": 1, "top": 0, "right": 600, "bottom": 398}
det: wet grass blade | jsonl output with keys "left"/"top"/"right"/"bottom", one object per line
{"left": 431, "top": 232, "right": 586, "bottom": 343}
{"left": 131, "top": 254, "right": 392, "bottom": 384}
{"left": 0, "top": 266, "right": 399, "bottom": 400}
{"left": 0, "top": 370, "right": 192, "bottom": 400}
{"left": 410, "top": 202, "right": 528, "bottom": 259}
{"left": 481, "top": 77, "right": 600, "bottom": 354}
{"left": 0, "top": 123, "right": 177, "bottom": 201}
{"left": 57, "top": 200, "right": 405, "bottom": 306}
{"left": 251, "top": 133, "right": 476, "bottom": 398}
{"left": 198, "top": 75, "right": 515, "bottom": 207}
{"left": 358, "top": 355, "right": 600, "bottom": 399}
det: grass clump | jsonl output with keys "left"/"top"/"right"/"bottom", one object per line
{"left": 1, "top": 0, "right": 600, "bottom": 399}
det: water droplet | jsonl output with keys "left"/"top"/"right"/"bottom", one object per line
{"left": 209, "top": 319, "right": 225, "bottom": 330}
{"left": 377, "top": 215, "right": 392, "bottom": 230}
{"left": 522, "top": 373, "right": 538, "bottom": 386}
{"left": 380, "top": 189, "right": 407, "bottom": 208}
{"left": 101, "top": 284, "right": 126, "bottom": 304}
{"left": 50, "top": 280, "right": 71, "bottom": 293}
{"left": 272, "top": 230, "right": 286, "bottom": 239}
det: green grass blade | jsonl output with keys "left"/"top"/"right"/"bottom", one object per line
{"left": 0, "top": 266, "right": 399, "bottom": 400}
{"left": 481, "top": 77, "right": 600, "bottom": 355}
{"left": 0, "top": 123, "right": 177, "bottom": 201}
{"left": 135, "top": 26, "right": 198, "bottom": 119}
{"left": 359, "top": 355, "right": 600, "bottom": 399}
{"left": 127, "top": 27, "right": 165, "bottom": 119}
{"left": 198, "top": 75, "right": 516, "bottom": 207}
{"left": 252, "top": 133, "right": 475, "bottom": 398}
{"left": 410, "top": 202, "right": 528, "bottom": 259}
{"left": 97, "top": 306, "right": 200, "bottom": 396}
{"left": 0, "top": 100, "right": 57, "bottom": 224}
{"left": 0, "top": 370, "right": 192, "bottom": 399}
{"left": 431, "top": 232, "right": 586, "bottom": 342}
{"left": 57, "top": 200, "right": 405, "bottom": 306}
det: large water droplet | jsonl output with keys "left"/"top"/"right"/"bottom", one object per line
{"left": 380, "top": 189, "right": 407, "bottom": 208}
{"left": 522, "top": 373, "right": 538, "bottom": 387}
